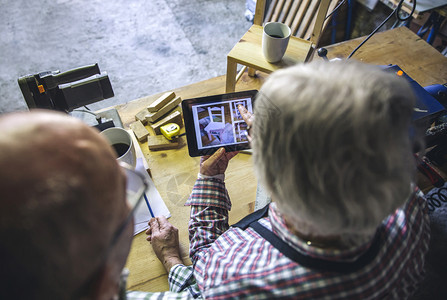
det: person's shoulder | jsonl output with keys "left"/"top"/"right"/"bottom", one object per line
{"left": 381, "top": 189, "right": 429, "bottom": 243}
{"left": 402, "top": 189, "right": 429, "bottom": 220}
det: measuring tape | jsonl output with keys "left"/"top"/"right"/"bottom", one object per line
{"left": 160, "top": 123, "right": 181, "bottom": 140}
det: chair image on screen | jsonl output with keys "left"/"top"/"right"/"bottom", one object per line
{"left": 235, "top": 122, "right": 248, "bottom": 142}
{"left": 204, "top": 106, "right": 226, "bottom": 142}
{"left": 233, "top": 101, "right": 247, "bottom": 120}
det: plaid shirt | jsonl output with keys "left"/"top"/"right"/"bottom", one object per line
{"left": 127, "top": 264, "right": 200, "bottom": 299}
{"left": 185, "top": 178, "right": 430, "bottom": 299}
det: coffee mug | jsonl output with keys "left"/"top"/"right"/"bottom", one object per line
{"left": 262, "top": 22, "right": 291, "bottom": 63}
{"left": 100, "top": 127, "right": 136, "bottom": 168}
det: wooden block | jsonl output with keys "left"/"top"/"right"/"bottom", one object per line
{"left": 151, "top": 110, "right": 183, "bottom": 135}
{"left": 130, "top": 120, "right": 149, "bottom": 142}
{"left": 147, "top": 135, "right": 179, "bottom": 151}
{"left": 145, "top": 96, "right": 182, "bottom": 123}
{"left": 135, "top": 108, "right": 149, "bottom": 125}
{"left": 148, "top": 92, "right": 176, "bottom": 113}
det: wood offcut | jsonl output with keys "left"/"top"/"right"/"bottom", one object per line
{"left": 151, "top": 110, "right": 183, "bottom": 135}
{"left": 145, "top": 96, "right": 182, "bottom": 123}
{"left": 147, "top": 135, "right": 179, "bottom": 151}
{"left": 130, "top": 120, "right": 150, "bottom": 142}
{"left": 148, "top": 92, "right": 176, "bottom": 113}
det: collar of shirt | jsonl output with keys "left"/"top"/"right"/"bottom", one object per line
{"left": 267, "top": 203, "right": 377, "bottom": 262}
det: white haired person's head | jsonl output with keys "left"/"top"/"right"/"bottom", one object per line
{"left": 253, "top": 60, "right": 420, "bottom": 239}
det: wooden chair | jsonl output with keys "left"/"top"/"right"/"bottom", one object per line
{"left": 225, "top": 0, "right": 340, "bottom": 92}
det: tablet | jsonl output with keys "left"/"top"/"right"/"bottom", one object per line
{"left": 182, "top": 90, "right": 257, "bottom": 157}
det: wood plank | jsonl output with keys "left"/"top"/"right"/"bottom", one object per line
{"left": 151, "top": 109, "right": 183, "bottom": 135}
{"left": 130, "top": 120, "right": 150, "bottom": 142}
{"left": 254, "top": 0, "right": 266, "bottom": 25}
{"left": 296, "top": 0, "right": 318, "bottom": 39}
{"left": 272, "top": 0, "right": 285, "bottom": 22}
{"left": 147, "top": 135, "right": 179, "bottom": 151}
{"left": 226, "top": 57, "right": 238, "bottom": 93}
{"left": 279, "top": 0, "right": 293, "bottom": 24}
{"left": 145, "top": 97, "right": 182, "bottom": 123}
{"left": 291, "top": 0, "right": 310, "bottom": 36}
{"left": 304, "top": 0, "right": 335, "bottom": 43}
{"left": 309, "top": 0, "right": 331, "bottom": 45}
{"left": 147, "top": 91, "right": 176, "bottom": 113}
{"left": 322, "top": 0, "right": 341, "bottom": 34}
{"left": 265, "top": 0, "right": 277, "bottom": 23}
{"left": 135, "top": 108, "right": 149, "bottom": 125}
{"left": 318, "top": 27, "right": 447, "bottom": 87}
{"left": 284, "top": 0, "right": 302, "bottom": 28}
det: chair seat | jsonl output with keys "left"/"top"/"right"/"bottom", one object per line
{"left": 205, "top": 122, "right": 226, "bottom": 132}
{"left": 228, "top": 25, "right": 313, "bottom": 74}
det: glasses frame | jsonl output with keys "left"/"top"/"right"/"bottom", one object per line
{"left": 73, "top": 162, "right": 150, "bottom": 299}
{"left": 112, "top": 162, "right": 150, "bottom": 247}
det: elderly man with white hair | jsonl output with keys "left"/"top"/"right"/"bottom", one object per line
{"left": 146, "top": 60, "right": 430, "bottom": 299}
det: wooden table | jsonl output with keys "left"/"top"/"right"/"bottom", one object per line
{"left": 321, "top": 26, "right": 447, "bottom": 86}
{"left": 116, "top": 26, "right": 447, "bottom": 293}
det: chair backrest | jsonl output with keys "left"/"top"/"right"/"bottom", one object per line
{"left": 254, "top": 0, "right": 339, "bottom": 46}
{"left": 208, "top": 106, "right": 225, "bottom": 123}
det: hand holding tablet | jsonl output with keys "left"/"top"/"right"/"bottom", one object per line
{"left": 199, "top": 147, "right": 239, "bottom": 176}
{"left": 182, "top": 90, "right": 257, "bottom": 157}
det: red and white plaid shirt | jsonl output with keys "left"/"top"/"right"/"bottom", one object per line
{"left": 185, "top": 178, "right": 430, "bottom": 299}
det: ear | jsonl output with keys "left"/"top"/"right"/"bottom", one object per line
{"left": 89, "top": 264, "right": 120, "bottom": 300}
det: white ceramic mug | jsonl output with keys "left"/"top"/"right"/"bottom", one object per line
{"left": 100, "top": 127, "right": 136, "bottom": 168}
{"left": 262, "top": 22, "right": 291, "bottom": 63}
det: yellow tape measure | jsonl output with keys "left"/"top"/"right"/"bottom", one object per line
{"left": 160, "top": 123, "right": 180, "bottom": 140}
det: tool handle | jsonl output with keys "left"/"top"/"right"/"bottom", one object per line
{"left": 41, "top": 63, "right": 101, "bottom": 89}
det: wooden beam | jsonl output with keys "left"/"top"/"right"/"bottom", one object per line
{"left": 135, "top": 108, "right": 149, "bottom": 125}
{"left": 309, "top": 0, "right": 331, "bottom": 45}
{"left": 254, "top": 0, "right": 266, "bottom": 25}
{"left": 147, "top": 92, "right": 176, "bottom": 113}
{"left": 130, "top": 120, "right": 150, "bottom": 142}
{"left": 151, "top": 110, "right": 183, "bottom": 135}
{"left": 145, "top": 96, "right": 182, "bottom": 123}
{"left": 147, "top": 135, "right": 179, "bottom": 151}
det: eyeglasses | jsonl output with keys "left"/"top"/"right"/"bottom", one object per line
{"left": 114, "top": 162, "right": 150, "bottom": 245}
{"left": 73, "top": 162, "right": 149, "bottom": 299}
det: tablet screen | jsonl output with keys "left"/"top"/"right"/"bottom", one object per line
{"left": 182, "top": 90, "right": 257, "bottom": 157}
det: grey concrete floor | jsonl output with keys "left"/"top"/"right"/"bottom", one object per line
{"left": 0, "top": 0, "right": 251, "bottom": 116}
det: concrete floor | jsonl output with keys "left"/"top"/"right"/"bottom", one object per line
{"left": 0, "top": 0, "right": 250, "bottom": 116}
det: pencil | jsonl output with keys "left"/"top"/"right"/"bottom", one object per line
{"left": 143, "top": 193, "right": 155, "bottom": 218}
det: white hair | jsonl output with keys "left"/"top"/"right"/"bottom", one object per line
{"left": 253, "top": 60, "right": 420, "bottom": 238}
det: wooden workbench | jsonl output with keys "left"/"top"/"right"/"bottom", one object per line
{"left": 116, "top": 26, "right": 447, "bottom": 293}
{"left": 321, "top": 26, "right": 447, "bottom": 86}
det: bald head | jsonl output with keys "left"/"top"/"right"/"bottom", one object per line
{"left": 0, "top": 111, "right": 120, "bottom": 202}
{"left": 0, "top": 110, "right": 128, "bottom": 299}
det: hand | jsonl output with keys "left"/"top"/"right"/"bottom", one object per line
{"left": 238, "top": 105, "right": 254, "bottom": 142}
{"left": 145, "top": 216, "right": 183, "bottom": 272}
{"left": 200, "top": 147, "right": 238, "bottom": 176}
